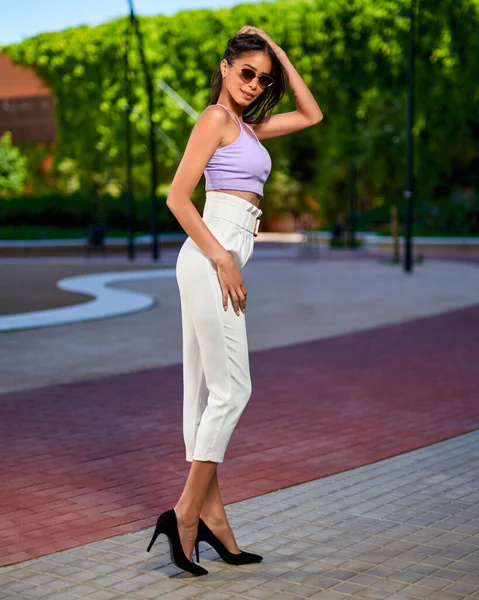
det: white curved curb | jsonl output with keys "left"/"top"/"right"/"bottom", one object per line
{"left": 0, "top": 269, "right": 176, "bottom": 333}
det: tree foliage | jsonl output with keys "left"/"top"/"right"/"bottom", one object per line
{"left": 0, "top": 132, "right": 27, "bottom": 198}
{"left": 2, "top": 0, "right": 478, "bottom": 226}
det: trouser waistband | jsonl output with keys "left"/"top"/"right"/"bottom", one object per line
{"left": 203, "top": 192, "right": 263, "bottom": 237}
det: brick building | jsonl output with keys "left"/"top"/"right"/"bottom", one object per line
{"left": 0, "top": 53, "right": 56, "bottom": 143}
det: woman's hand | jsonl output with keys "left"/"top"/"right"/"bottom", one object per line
{"left": 237, "top": 25, "right": 282, "bottom": 55}
{"left": 215, "top": 253, "right": 247, "bottom": 316}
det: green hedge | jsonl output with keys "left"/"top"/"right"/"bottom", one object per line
{"left": 355, "top": 195, "right": 479, "bottom": 236}
{"left": 3, "top": 192, "right": 478, "bottom": 236}
{"left": 0, "top": 193, "right": 180, "bottom": 231}
{"left": 3, "top": 0, "right": 479, "bottom": 222}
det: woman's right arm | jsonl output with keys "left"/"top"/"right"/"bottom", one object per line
{"left": 166, "top": 106, "right": 247, "bottom": 315}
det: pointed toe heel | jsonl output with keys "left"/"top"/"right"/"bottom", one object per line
{"left": 196, "top": 517, "right": 263, "bottom": 565}
{"left": 147, "top": 509, "right": 208, "bottom": 576}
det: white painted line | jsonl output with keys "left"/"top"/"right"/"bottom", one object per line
{"left": 0, "top": 269, "right": 176, "bottom": 333}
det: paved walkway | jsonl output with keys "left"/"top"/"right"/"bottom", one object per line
{"left": 1, "top": 299, "right": 478, "bottom": 565}
{"left": 1, "top": 431, "right": 478, "bottom": 599}
{"left": 1, "top": 251, "right": 479, "bottom": 597}
{"left": 0, "top": 263, "right": 160, "bottom": 317}
{"left": 0, "top": 270, "right": 176, "bottom": 332}
{"left": 2, "top": 258, "right": 479, "bottom": 394}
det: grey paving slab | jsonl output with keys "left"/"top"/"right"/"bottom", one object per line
{"left": 2, "top": 258, "right": 479, "bottom": 393}
{"left": 2, "top": 431, "right": 479, "bottom": 599}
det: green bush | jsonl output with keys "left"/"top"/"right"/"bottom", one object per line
{"left": 355, "top": 193, "right": 479, "bottom": 236}
{"left": 414, "top": 195, "right": 479, "bottom": 236}
{"left": 0, "top": 192, "right": 180, "bottom": 231}
{"left": 3, "top": 0, "right": 478, "bottom": 223}
{"left": 0, "top": 132, "right": 27, "bottom": 197}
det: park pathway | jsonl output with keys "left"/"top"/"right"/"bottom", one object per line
{"left": 1, "top": 301, "right": 478, "bottom": 566}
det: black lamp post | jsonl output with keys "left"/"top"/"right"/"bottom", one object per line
{"left": 125, "top": 0, "right": 160, "bottom": 261}
{"left": 333, "top": 59, "right": 358, "bottom": 250}
{"left": 403, "top": 2, "right": 416, "bottom": 272}
{"left": 124, "top": 10, "right": 135, "bottom": 261}
{"left": 347, "top": 83, "right": 357, "bottom": 250}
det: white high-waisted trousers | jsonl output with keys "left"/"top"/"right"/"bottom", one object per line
{"left": 176, "top": 191, "right": 262, "bottom": 463}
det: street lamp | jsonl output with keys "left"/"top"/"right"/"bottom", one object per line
{"left": 332, "top": 60, "right": 358, "bottom": 250}
{"left": 347, "top": 82, "right": 358, "bottom": 250}
{"left": 125, "top": 0, "right": 160, "bottom": 261}
{"left": 397, "top": 2, "right": 416, "bottom": 273}
{"left": 124, "top": 10, "right": 135, "bottom": 261}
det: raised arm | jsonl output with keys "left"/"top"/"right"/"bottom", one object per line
{"left": 239, "top": 26, "right": 323, "bottom": 140}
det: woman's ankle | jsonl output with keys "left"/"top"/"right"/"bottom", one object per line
{"left": 174, "top": 503, "right": 200, "bottom": 528}
{"left": 200, "top": 508, "right": 230, "bottom": 528}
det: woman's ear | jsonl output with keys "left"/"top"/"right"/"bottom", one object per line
{"left": 220, "top": 59, "right": 227, "bottom": 78}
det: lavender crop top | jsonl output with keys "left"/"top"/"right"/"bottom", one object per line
{"left": 204, "top": 103, "right": 272, "bottom": 197}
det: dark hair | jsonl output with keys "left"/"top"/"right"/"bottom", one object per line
{"left": 208, "top": 33, "right": 286, "bottom": 125}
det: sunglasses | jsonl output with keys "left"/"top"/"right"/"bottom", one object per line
{"left": 229, "top": 62, "right": 274, "bottom": 89}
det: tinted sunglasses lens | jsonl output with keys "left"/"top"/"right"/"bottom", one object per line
{"left": 259, "top": 75, "right": 274, "bottom": 88}
{"left": 240, "top": 68, "right": 256, "bottom": 82}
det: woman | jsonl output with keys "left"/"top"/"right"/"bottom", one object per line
{"left": 147, "top": 25, "right": 323, "bottom": 576}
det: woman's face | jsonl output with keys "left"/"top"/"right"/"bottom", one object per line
{"left": 221, "top": 51, "right": 273, "bottom": 106}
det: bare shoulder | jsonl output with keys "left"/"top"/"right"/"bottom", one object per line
{"left": 195, "top": 105, "right": 233, "bottom": 147}
{"left": 200, "top": 104, "right": 230, "bottom": 126}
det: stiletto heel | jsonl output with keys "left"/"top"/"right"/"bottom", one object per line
{"left": 146, "top": 527, "right": 161, "bottom": 553}
{"left": 196, "top": 518, "right": 263, "bottom": 565}
{"left": 195, "top": 540, "right": 200, "bottom": 563}
{"left": 147, "top": 509, "right": 208, "bottom": 576}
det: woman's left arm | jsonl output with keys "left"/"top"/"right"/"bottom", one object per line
{"left": 239, "top": 26, "right": 323, "bottom": 140}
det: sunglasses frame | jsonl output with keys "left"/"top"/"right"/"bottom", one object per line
{"left": 228, "top": 62, "right": 274, "bottom": 89}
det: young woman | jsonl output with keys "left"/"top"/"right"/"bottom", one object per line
{"left": 147, "top": 25, "right": 323, "bottom": 576}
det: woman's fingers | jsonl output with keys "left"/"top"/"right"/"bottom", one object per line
{"left": 216, "top": 256, "right": 247, "bottom": 316}
{"left": 237, "top": 286, "right": 247, "bottom": 314}
{"left": 238, "top": 25, "right": 256, "bottom": 35}
{"left": 221, "top": 284, "right": 247, "bottom": 316}
{"left": 228, "top": 285, "right": 247, "bottom": 316}
{"left": 228, "top": 287, "right": 241, "bottom": 316}
{"left": 222, "top": 285, "right": 229, "bottom": 312}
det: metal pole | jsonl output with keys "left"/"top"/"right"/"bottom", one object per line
{"left": 344, "top": 56, "right": 357, "bottom": 250}
{"left": 404, "top": 2, "right": 415, "bottom": 272}
{"left": 124, "top": 12, "right": 135, "bottom": 260}
{"left": 348, "top": 98, "right": 357, "bottom": 249}
{"left": 128, "top": 0, "right": 160, "bottom": 261}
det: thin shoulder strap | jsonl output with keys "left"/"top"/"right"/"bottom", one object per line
{"left": 243, "top": 120, "right": 260, "bottom": 142}
{"left": 215, "top": 103, "right": 243, "bottom": 128}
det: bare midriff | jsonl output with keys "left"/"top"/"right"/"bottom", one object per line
{"left": 212, "top": 189, "right": 261, "bottom": 208}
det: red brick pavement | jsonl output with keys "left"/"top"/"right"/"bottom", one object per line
{"left": 1, "top": 304, "right": 479, "bottom": 566}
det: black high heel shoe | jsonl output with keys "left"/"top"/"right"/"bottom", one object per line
{"left": 147, "top": 509, "right": 208, "bottom": 576}
{"left": 195, "top": 517, "right": 263, "bottom": 565}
